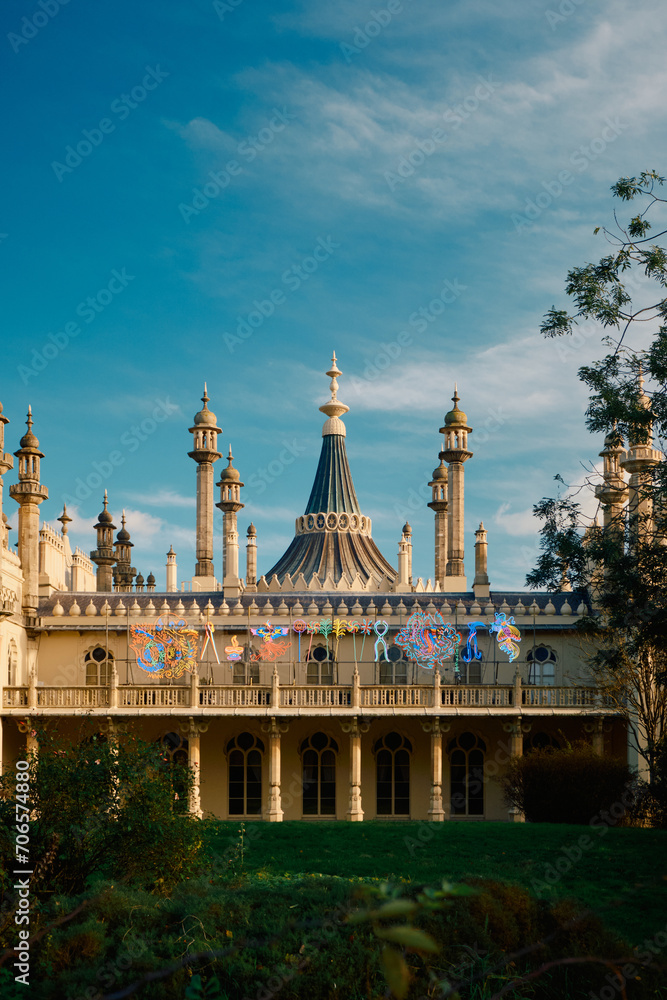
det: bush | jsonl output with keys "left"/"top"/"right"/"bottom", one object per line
{"left": 0, "top": 721, "right": 206, "bottom": 900}
{"left": 499, "top": 742, "right": 635, "bottom": 824}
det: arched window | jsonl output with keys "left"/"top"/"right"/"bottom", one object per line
{"left": 85, "top": 646, "right": 114, "bottom": 686}
{"left": 307, "top": 645, "right": 333, "bottom": 685}
{"left": 524, "top": 731, "right": 561, "bottom": 753}
{"left": 449, "top": 732, "right": 486, "bottom": 816}
{"left": 527, "top": 646, "right": 557, "bottom": 685}
{"left": 300, "top": 732, "right": 338, "bottom": 816}
{"left": 232, "top": 649, "right": 260, "bottom": 685}
{"left": 379, "top": 645, "right": 408, "bottom": 685}
{"left": 7, "top": 640, "right": 18, "bottom": 686}
{"left": 458, "top": 654, "right": 483, "bottom": 685}
{"left": 227, "top": 732, "right": 264, "bottom": 816}
{"left": 374, "top": 732, "right": 412, "bottom": 816}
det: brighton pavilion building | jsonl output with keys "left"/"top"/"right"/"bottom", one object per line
{"left": 0, "top": 355, "right": 646, "bottom": 822}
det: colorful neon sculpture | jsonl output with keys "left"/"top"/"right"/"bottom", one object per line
{"left": 461, "top": 621, "right": 484, "bottom": 663}
{"left": 129, "top": 617, "right": 198, "bottom": 679}
{"left": 373, "top": 620, "right": 389, "bottom": 661}
{"left": 489, "top": 612, "right": 521, "bottom": 662}
{"left": 225, "top": 635, "right": 243, "bottom": 662}
{"left": 200, "top": 621, "right": 220, "bottom": 663}
{"left": 250, "top": 621, "right": 291, "bottom": 661}
{"left": 292, "top": 619, "right": 307, "bottom": 660}
{"left": 394, "top": 611, "right": 461, "bottom": 670}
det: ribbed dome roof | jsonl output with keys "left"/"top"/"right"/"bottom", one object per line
{"left": 444, "top": 386, "right": 468, "bottom": 426}
{"left": 192, "top": 384, "right": 220, "bottom": 427}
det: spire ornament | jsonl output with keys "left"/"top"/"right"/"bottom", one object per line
{"left": 319, "top": 351, "right": 350, "bottom": 435}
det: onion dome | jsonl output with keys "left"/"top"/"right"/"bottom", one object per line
{"left": 135, "top": 572, "right": 144, "bottom": 585}
{"left": 192, "top": 383, "right": 219, "bottom": 427}
{"left": 116, "top": 512, "right": 133, "bottom": 545}
{"left": 443, "top": 385, "right": 468, "bottom": 426}
{"left": 15, "top": 406, "right": 43, "bottom": 457}
{"left": 146, "top": 572, "right": 156, "bottom": 585}
{"left": 431, "top": 456, "right": 448, "bottom": 480}
{"left": 402, "top": 522, "right": 412, "bottom": 536}
{"left": 218, "top": 445, "right": 241, "bottom": 482}
{"left": 95, "top": 491, "right": 115, "bottom": 528}
{"left": 247, "top": 522, "right": 257, "bottom": 537}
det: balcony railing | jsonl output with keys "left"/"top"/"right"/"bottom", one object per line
{"left": 2, "top": 681, "right": 612, "bottom": 714}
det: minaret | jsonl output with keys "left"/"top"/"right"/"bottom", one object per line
{"left": 113, "top": 512, "right": 135, "bottom": 592}
{"left": 188, "top": 385, "right": 222, "bottom": 590}
{"left": 440, "top": 386, "right": 472, "bottom": 588}
{"left": 620, "top": 379, "right": 661, "bottom": 543}
{"left": 595, "top": 427, "right": 627, "bottom": 539}
{"left": 166, "top": 546, "right": 177, "bottom": 592}
{"left": 0, "top": 403, "right": 14, "bottom": 585}
{"left": 246, "top": 523, "right": 257, "bottom": 592}
{"left": 395, "top": 525, "right": 411, "bottom": 592}
{"left": 403, "top": 521, "right": 413, "bottom": 585}
{"left": 146, "top": 571, "right": 156, "bottom": 593}
{"left": 90, "top": 491, "right": 116, "bottom": 592}
{"left": 427, "top": 452, "right": 448, "bottom": 588}
{"left": 9, "top": 408, "right": 49, "bottom": 616}
{"left": 216, "top": 446, "right": 245, "bottom": 598}
{"left": 473, "top": 523, "right": 490, "bottom": 599}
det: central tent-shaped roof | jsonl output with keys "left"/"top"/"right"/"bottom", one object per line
{"left": 264, "top": 355, "right": 396, "bottom": 588}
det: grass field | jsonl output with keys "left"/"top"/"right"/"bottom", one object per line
{"left": 207, "top": 820, "right": 667, "bottom": 946}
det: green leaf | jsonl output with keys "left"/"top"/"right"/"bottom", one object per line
{"left": 375, "top": 925, "right": 440, "bottom": 952}
{"left": 371, "top": 900, "right": 419, "bottom": 919}
{"left": 381, "top": 946, "right": 410, "bottom": 999}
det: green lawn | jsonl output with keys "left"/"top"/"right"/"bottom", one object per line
{"left": 207, "top": 820, "right": 667, "bottom": 946}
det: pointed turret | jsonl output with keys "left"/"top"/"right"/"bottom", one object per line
{"left": 264, "top": 354, "right": 396, "bottom": 588}
{"left": 440, "top": 385, "right": 472, "bottom": 587}
{"left": 113, "top": 512, "right": 136, "bottom": 591}
{"left": 189, "top": 384, "right": 222, "bottom": 588}
{"left": 166, "top": 545, "right": 177, "bottom": 592}
{"left": 10, "top": 407, "right": 49, "bottom": 615}
{"left": 90, "top": 491, "right": 117, "bottom": 592}
{"left": 216, "top": 445, "right": 245, "bottom": 597}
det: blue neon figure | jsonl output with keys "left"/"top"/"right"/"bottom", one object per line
{"left": 373, "top": 620, "right": 389, "bottom": 661}
{"left": 461, "top": 620, "right": 485, "bottom": 663}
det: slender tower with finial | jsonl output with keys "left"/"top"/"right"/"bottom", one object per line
{"left": 0, "top": 402, "right": 14, "bottom": 587}
{"left": 90, "top": 490, "right": 116, "bottom": 592}
{"left": 216, "top": 446, "right": 245, "bottom": 598}
{"left": 189, "top": 384, "right": 222, "bottom": 590}
{"left": 427, "top": 447, "right": 448, "bottom": 589}
{"left": 440, "top": 385, "right": 472, "bottom": 589}
{"left": 10, "top": 407, "right": 49, "bottom": 616}
{"left": 620, "top": 376, "right": 662, "bottom": 544}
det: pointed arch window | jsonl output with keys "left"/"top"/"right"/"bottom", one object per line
{"left": 227, "top": 733, "right": 264, "bottom": 816}
{"left": 527, "top": 646, "right": 556, "bottom": 685}
{"left": 233, "top": 643, "right": 259, "bottom": 684}
{"left": 379, "top": 646, "right": 408, "bottom": 685}
{"left": 307, "top": 645, "right": 334, "bottom": 685}
{"left": 374, "top": 732, "right": 411, "bottom": 816}
{"left": 300, "top": 732, "right": 338, "bottom": 816}
{"left": 449, "top": 732, "right": 486, "bottom": 816}
{"left": 85, "top": 646, "right": 114, "bottom": 686}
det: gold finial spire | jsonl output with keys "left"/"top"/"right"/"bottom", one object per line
{"left": 320, "top": 352, "right": 349, "bottom": 434}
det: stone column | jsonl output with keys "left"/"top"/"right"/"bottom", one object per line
{"left": 502, "top": 718, "right": 526, "bottom": 823}
{"left": 179, "top": 717, "right": 209, "bottom": 819}
{"left": 585, "top": 718, "right": 605, "bottom": 755}
{"left": 473, "top": 523, "right": 490, "bottom": 600}
{"left": 261, "top": 718, "right": 289, "bottom": 821}
{"left": 17, "top": 718, "right": 38, "bottom": 763}
{"left": 340, "top": 717, "right": 369, "bottom": 821}
{"left": 421, "top": 718, "right": 451, "bottom": 821}
{"left": 195, "top": 460, "right": 216, "bottom": 577}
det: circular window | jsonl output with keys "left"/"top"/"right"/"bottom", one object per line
{"left": 327, "top": 512, "right": 337, "bottom": 529}
{"left": 339, "top": 513, "right": 348, "bottom": 529}
{"left": 316, "top": 513, "right": 326, "bottom": 529}
{"left": 349, "top": 515, "right": 359, "bottom": 531}
{"left": 387, "top": 646, "right": 404, "bottom": 663}
{"left": 312, "top": 646, "right": 329, "bottom": 662}
{"left": 307, "top": 514, "right": 315, "bottom": 530}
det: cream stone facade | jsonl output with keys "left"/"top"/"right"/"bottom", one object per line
{"left": 1, "top": 357, "right": 648, "bottom": 822}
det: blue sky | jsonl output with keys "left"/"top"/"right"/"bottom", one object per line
{"left": 2, "top": 0, "right": 667, "bottom": 591}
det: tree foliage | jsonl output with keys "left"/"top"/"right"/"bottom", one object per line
{"left": 529, "top": 171, "right": 667, "bottom": 793}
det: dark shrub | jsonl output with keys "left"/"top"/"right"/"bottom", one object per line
{"left": 499, "top": 742, "right": 634, "bottom": 823}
